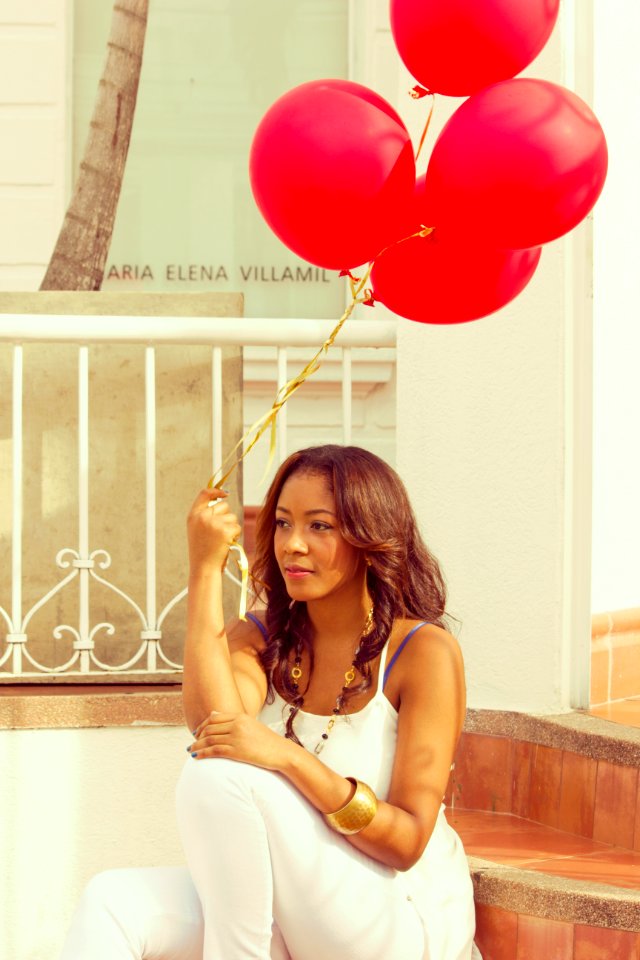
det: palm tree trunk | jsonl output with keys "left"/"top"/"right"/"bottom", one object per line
{"left": 40, "top": 0, "right": 149, "bottom": 291}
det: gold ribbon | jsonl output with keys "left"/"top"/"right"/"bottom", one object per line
{"left": 207, "top": 82, "right": 437, "bottom": 624}
{"left": 414, "top": 92, "right": 435, "bottom": 164}
{"left": 205, "top": 269, "right": 373, "bottom": 622}
{"left": 227, "top": 543, "right": 249, "bottom": 620}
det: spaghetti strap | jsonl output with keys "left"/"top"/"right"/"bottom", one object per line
{"left": 245, "top": 611, "right": 268, "bottom": 643}
{"left": 377, "top": 639, "right": 393, "bottom": 694}
{"left": 382, "top": 622, "right": 429, "bottom": 690}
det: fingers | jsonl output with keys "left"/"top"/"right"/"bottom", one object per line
{"left": 188, "top": 486, "right": 228, "bottom": 516}
{"left": 189, "top": 713, "right": 236, "bottom": 758}
{"left": 188, "top": 488, "right": 238, "bottom": 529}
{"left": 205, "top": 486, "right": 227, "bottom": 501}
{"left": 193, "top": 711, "right": 234, "bottom": 739}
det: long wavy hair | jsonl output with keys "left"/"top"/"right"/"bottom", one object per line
{"left": 251, "top": 445, "right": 448, "bottom": 744}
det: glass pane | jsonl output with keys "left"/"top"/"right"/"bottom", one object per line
{"left": 73, "top": 0, "right": 348, "bottom": 318}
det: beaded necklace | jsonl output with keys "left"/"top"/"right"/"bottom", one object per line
{"left": 288, "top": 606, "right": 374, "bottom": 755}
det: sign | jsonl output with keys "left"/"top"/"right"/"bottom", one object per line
{"left": 74, "top": 0, "right": 348, "bottom": 318}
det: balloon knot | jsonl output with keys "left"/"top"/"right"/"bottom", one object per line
{"left": 409, "top": 85, "right": 431, "bottom": 99}
{"left": 339, "top": 269, "right": 360, "bottom": 282}
{"left": 361, "top": 290, "right": 376, "bottom": 307}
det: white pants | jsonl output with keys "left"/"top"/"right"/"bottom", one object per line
{"left": 59, "top": 757, "right": 426, "bottom": 960}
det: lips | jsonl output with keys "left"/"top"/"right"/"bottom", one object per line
{"left": 284, "top": 564, "right": 313, "bottom": 578}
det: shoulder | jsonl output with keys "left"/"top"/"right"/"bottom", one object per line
{"left": 386, "top": 620, "right": 466, "bottom": 725}
{"left": 390, "top": 619, "right": 463, "bottom": 673}
{"left": 227, "top": 610, "right": 268, "bottom": 655}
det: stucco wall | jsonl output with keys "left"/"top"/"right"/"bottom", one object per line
{"left": 0, "top": 0, "right": 69, "bottom": 290}
{"left": 389, "top": 11, "right": 589, "bottom": 711}
{"left": 591, "top": 1, "right": 640, "bottom": 614}
{"left": 0, "top": 724, "right": 188, "bottom": 960}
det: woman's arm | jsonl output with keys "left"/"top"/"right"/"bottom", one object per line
{"left": 182, "top": 488, "right": 268, "bottom": 731}
{"left": 190, "top": 623, "right": 465, "bottom": 871}
{"left": 345, "top": 624, "right": 466, "bottom": 869}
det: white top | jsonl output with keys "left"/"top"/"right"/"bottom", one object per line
{"left": 257, "top": 628, "right": 480, "bottom": 960}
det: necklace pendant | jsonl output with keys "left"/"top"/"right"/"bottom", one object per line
{"left": 314, "top": 741, "right": 325, "bottom": 755}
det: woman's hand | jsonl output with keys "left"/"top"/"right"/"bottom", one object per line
{"left": 188, "top": 712, "right": 293, "bottom": 771}
{"left": 187, "top": 488, "right": 242, "bottom": 577}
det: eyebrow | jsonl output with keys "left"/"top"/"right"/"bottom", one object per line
{"left": 275, "top": 506, "right": 336, "bottom": 517}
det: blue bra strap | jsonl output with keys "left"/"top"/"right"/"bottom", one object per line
{"left": 382, "top": 622, "right": 429, "bottom": 689}
{"left": 245, "top": 611, "right": 269, "bottom": 643}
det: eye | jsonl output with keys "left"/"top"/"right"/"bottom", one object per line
{"left": 311, "top": 521, "right": 332, "bottom": 531}
{"left": 275, "top": 517, "right": 289, "bottom": 529}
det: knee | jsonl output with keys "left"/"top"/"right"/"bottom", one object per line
{"left": 176, "top": 757, "right": 289, "bottom": 818}
{"left": 77, "top": 869, "right": 129, "bottom": 915}
{"left": 177, "top": 756, "right": 257, "bottom": 808}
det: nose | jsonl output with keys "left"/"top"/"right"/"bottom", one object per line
{"left": 283, "top": 525, "right": 308, "bottom": 555}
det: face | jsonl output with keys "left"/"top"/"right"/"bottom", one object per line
{"left": 274, "top": 471, "right": 364, "bottom": 603}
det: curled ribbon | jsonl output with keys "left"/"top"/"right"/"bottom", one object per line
{"left": 208, "top": 265, "right": 374, "bottom": 493}
{"left": 414, "top": 92, "right": 436, "bottom": 163}
{"left": 227, "top": 543, "right": 249, "bottom": 621}
{"left": 206, "top": 78, "right": 438, "bottom": 623}
{"left": 206, "top": 267, "right": 372, "bottom": 620}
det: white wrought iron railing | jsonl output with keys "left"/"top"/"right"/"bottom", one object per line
{"left": 0, "top": 315, "right": 396, "bottom": 681}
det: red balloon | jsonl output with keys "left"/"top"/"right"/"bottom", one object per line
{"left": 370, "top": 231, "right": 542, "bottom": 324}
{"left": 390, "top": 0, "right": 560, "bottom": 97}
{"left": 249, "top": 80, "right": 416, "bottom": 270}
{"left": 423, "top": 79, "right": 608, "bottom": 249}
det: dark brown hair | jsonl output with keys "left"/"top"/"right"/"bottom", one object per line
{"left": 251, "top": 445, "right": 448, "bottom": 743}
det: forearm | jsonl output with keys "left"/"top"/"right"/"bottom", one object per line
{"left": 278, "top": 739, "right": 431, "bottom": 871}
{"left": 182, "top": 571, "right": 245, "bottom": 729}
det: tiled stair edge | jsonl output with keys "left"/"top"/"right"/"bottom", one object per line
{"left": 465, "top": 708, "right": 640, "bottom": 766}
{"left": 469, "top": 856, "right": 640, "bottom": 932}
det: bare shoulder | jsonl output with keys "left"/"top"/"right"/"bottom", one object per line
{"left": 392, "top": 620, "right": 463, "bottom": 672}
{"left": 385, "top": 620, "right": 465, "bottom": 712}
{"left": 391, "top": 620, "right": 466, "bottom": 734}
{"left": 226, "top": 610, "right": 268, "bottom": 655}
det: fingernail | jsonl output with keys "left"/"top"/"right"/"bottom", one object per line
{"left": 192, "top": 730, "right": 197, "bottom": 736}
{"left": 191, "top": 752, "right": 198, "bottom": 758}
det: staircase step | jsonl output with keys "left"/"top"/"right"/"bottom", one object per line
{"left": 448, "top": 809, "right": 640, "bottom": 889}
{"left": 449, "top": 709, "right": 640, "bottom": 845}
{"left": 451, "top": 711, "right": 640, "bottom": 957}
{"left": 589, "top": 697, "right": 640, "bottom": 729}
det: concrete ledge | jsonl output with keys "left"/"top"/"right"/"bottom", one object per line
{"left": 465, "top": 708, "right": 640, "bottom": 767}
{"left": 0, "top": 686, "right": 184, "bottom": 729}
{"left": 471, "top": 857, "right": 640, "bottom": 932}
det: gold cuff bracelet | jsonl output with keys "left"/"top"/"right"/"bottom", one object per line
{"left": 324, "top": 777, "right": 378, "bottom": 835}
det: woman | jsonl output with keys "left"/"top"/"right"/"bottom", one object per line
{"left": 60, "top": 445, "right": 479, "bottom": 960}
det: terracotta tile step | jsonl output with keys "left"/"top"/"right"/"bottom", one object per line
{"left": 589, "top": 698, "right": 640, "bottom": 730}
{"left": 448, "top": 808, "right": 640, "bottom": 958}
{"left": 448, "top": 710, "right": 640, "bottom": 849}
{"left": 448, "top": 808, "right": 640, "bottom": 892}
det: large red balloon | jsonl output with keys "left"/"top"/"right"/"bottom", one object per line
{"left": 249, "top": 80, "right": 416, "bottom": 270}
{"left": 370, "top": 231, "right": 542, "bottom": 324}
{"left": 390, "top": 0, "right": 560, "bottom": 96}
{"left": 423, "top": 79, "right": 608, "bottom": 249}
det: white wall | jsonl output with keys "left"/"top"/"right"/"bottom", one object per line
{"left": 591, "top": 1, "right": 640, "bottom": 614}
{"left": 371, "top": 7, "right": 592, "bottom": 712}
{"left": 0, "top": 725, "right": 188, "bottom": 960}
{"left": 0, "top": 0, "right": 70, "bottom": 291}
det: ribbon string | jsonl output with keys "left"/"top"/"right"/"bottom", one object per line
{"left": 206, "top": 266, "right": 372, "bottom": 619}
{"left": 414, "top": 92, "right": 435, "bottom": 164}
{"left": 228, "top": 544, "right": 249, "bottom": 620}
{"left": 209, "top": 263, "right": 373, "bottom": 493}
{"left": 208, "top": 89, "right": 437, "bottom": 620}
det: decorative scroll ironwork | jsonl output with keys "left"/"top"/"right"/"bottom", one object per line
{"left": 0, "top": 545, "right": 244, "bottom": 678}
